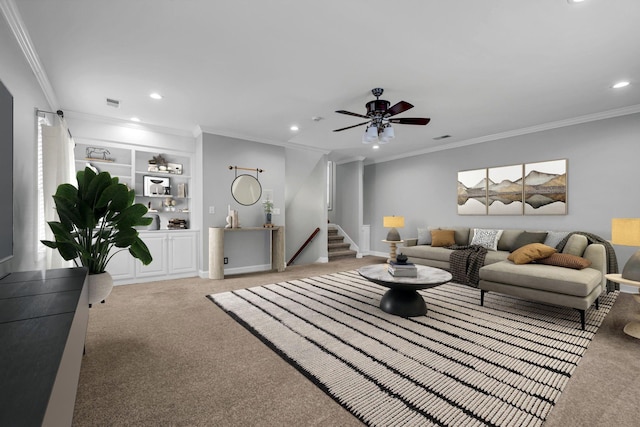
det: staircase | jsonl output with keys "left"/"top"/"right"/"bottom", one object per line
{"left": 328, "top": 226, "right": 357, "bottom": 261}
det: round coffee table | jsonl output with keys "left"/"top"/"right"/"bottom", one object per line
{"left": 357, "top": 264, "right": 452, "bottom": 317}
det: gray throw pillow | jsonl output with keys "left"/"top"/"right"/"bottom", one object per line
{"left": 544, "top": 231, "right": 570, "bottom": 249}
{"left": 417, "top": 228, "right": 432, "bottom": 245}
{"left": 510, "top": 231, "right": 549, "bottom": 252}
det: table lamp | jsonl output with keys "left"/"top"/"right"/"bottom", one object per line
{"left": 611, "top": 218, "right": 640, "bottom": 281}
{"left": 383, "top": 216, "right": 405, "bottom": 241}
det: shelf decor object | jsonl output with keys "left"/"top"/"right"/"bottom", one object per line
{"left": 143, "top": 175, "right": 170, "bottom": 197}
{"left": 611, "top": 218, "right": 640, "bottom": 281}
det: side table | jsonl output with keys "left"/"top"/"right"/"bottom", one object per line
{"left": 605, "top": 273, "right": 640, "bottom": 339}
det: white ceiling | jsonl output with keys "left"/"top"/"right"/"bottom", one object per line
{"left": 11, "top": 0, "right": 640, "bottom": 163}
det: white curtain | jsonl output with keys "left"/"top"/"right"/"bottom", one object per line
{"left": 41, "top": 119, "right": 75, "bottom": 269}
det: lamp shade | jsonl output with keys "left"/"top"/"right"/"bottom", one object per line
{"left": 612, "top": 218, "right": 640, "bottom": 281}
{"left": 383, "top": 216, "right": 405, "bottom": 228}
{"left": 611, "top": 218, "right": 640, "bottom": 246}
{"left": 383, "top": 215, "right": 404, "bottom": 241}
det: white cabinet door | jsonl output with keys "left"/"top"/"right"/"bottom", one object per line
{"left": 136, "top": 233, "right": 168, "bottom": 277}
{"left": 169, "top": 232, "right": 197, "bottom": 274}
{"left": 106, "top": 248, "right": 135, "bottom": 281}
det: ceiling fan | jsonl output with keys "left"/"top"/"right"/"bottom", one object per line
{"left": 333, "top": 87, "right": 431, "bottom": 144}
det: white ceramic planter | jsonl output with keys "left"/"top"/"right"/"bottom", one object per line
{"left": 88, "top": 271, "right": 113, "bottom": 305}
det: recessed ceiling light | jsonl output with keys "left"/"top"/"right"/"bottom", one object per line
{"left": 149, "top": 93, "right": 163, "bottom": 100}
{"left": 372, "top": 145, "right": 379, "bottom": 150}
{"left": 567, "top": 0, "right": 585, "bottom": 4}
{"left": 131, "top": 117, "right": 141, "bottom": 122}
{"left": 612, "top": 81, "right": 630, "bottom": 89}
{"left": 290, "top": 125, "right": 299, "bottom": 131}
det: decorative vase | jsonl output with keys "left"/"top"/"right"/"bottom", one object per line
{"left": 266, "top": 213, "right": 272, "bottom": 224}
{"left": 88, "top": 271, "right": 113, "bottom": 306}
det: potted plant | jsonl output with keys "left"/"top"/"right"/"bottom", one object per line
{"left": 263, "top": 199, "right": 274, "bottom": 225}
{"left": 41, "top": 167, "right": 153, "bottom": 305}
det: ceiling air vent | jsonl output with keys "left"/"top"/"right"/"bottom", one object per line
{"left": 106, "top": 98, "right": 120, "bottom": 108}
{"left": 433, "top": 135, "right": 451, "bottom": 140}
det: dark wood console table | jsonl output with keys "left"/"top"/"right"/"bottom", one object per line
{"left": 0, "top": 267, "right": 89, "bottom": 426}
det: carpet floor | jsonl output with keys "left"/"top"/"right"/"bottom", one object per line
{"left": 73, "top": 257, "right": 640, "bottom": 426}
{"left": 208, "top": 270, "right": 617, "bottom": 426}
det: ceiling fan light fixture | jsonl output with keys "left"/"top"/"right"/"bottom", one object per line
{"left": 363, "top": 125, "right": 378, "bottom": 144}
{"left": 380, "top": 125, "right": 395, "bottom": 143}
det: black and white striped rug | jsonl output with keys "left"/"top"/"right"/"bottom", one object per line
{"left": 207, "top": 270, "right": 617, "bottom": 426}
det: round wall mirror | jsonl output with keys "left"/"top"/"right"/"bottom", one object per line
{"left": 231, "top": 174, "right": 262, "bottom": 205}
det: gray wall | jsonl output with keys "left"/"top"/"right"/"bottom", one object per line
{"left": 364, "top": 113, "right": 640, "bottom": 266}
{"left": 1, "top": 19, "right": 51, "bottom": 274}
{"left": 285, "top": 148, "right": 327, "bottom": 264}
{"left": 200, "top": 133, "right": 286, "bottom": 271}
{"left": 333, "top": 160, "right": 362, "bottom": 246}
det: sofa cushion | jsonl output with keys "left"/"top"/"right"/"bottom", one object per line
{"left": 484, "top": 250, "right": 511, "bottom": 265}
{"left": 400, "top": 245, "right": 453, "bottom": 262}
{"left": 562, "top": 234, "right": 589, "bottom": 256}
{"left": 507, "top": 243, "right": 557, "bottom": 264}
{"left": 431, "top": 229, "right": 456, "bottom": 247}
{"left": 497, "top": 229, "right": 524, "bottom": 252}
{"left": 536, "top": 253, "right": 592, "bottom": 270}
{"left": 470, "top": 228, "right": 503, "bottom": 250}
{"left": 510, "top": 231, "right": 549, "bottom": 252}
{"left": 544, "top": 230, "right": 570, "bottom": 249}
{"left": 479, "top": 261, "right": 602, "bottom": 297}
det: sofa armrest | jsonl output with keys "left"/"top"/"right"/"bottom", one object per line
{"left": 583, "top": 243, "right": 607, "bottom": 294}
{"left": 404, "top": 238, "right": 418, "bottom": 247}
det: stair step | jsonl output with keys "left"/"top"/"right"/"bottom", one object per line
{"left": 328, "top": 242, "right": 350, "bottom": 252}
{"left": 328, "top": 228, "right": 338, "bottom": 236}
{"left": 328, "top": 249, "right": 357, "bottom": 260}
{"left": 328, "top": 235, "right": 344, "bottom": 242}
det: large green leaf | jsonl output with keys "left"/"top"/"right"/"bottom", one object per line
{"left": 84, "top": 172, "right": 112, "bottom": 207}
{"left": 130, "top": 238, "right": 152, "bottom": 265}
{"left": 113, "top": 204, "right": 149, "bottom": 229}
{"left": 96, "top": 183, "right": 129, "bottom": 211}
{"left": 112, "top": 227, "right": 138, "bottom": 248}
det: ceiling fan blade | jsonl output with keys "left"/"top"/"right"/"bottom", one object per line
{"left": 386, "top": 101, "right": 414, "bottom": 117}
{"left": 335, "top": 109, "right": 369, "bottom": 119}
{"left": 388, "top": 117, "right": 431, "bottom": 126}
{"left": 333, "top": 121, "right": 370, "bottom": 132}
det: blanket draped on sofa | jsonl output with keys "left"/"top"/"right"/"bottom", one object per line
{"left": 447, "top": 245, "right": 488, "bottom": 287}
{"left": 556, "top": 231, "right": 619, "bottom": 292}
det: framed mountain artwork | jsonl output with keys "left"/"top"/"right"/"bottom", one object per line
{"left": 488, "top": 164, "right": 524, "bottom": 215}
{"left": 457, "top": 168, "right": 488, "bottom": 215}
{"left": 524, "top": 159, "right": 567, "bottom": 215}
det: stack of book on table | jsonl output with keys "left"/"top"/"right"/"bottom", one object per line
{"left": 388, "top": 261, "right": 417, "bottom": 277}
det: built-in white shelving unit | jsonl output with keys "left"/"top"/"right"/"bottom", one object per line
{"left": 73, "top": 142, "right": 198, "bottom": 284}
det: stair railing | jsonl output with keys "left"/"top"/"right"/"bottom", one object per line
{"left": 288, "top": 227, "right": 320, "bottom": 266}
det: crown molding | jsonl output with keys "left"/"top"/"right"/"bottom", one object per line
{"left": 0, "top": 0, "right": 59, "bottom": 109}
{"left": 198, "top": 125, "right": 331, "bottom": 154}
{"left": 64, "top": 110, "right": 196, "bottom": 138}
{"left": 369, "top": 104, "right": 640, "bottom": 165}
{"left": 336, "top": 156, "right": 366, "bottom": 165}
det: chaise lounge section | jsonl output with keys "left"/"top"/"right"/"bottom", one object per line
{"left": 400, "top": 227, "right": 608, "bottom": 329}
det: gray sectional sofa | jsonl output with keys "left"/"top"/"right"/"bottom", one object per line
{"left": 399, "top": 227, "right": 607, "bottom": 329}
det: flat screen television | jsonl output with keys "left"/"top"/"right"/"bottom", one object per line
{"left": 0, "top": 79, "right": 13, "bottom": 279}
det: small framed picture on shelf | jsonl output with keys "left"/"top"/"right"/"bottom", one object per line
{"left": 143, "top": 176, "right": 170, "bottom": 196}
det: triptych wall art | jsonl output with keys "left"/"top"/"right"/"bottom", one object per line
{"left": 457, "top": 159, "right": 567, "bottom": 215}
